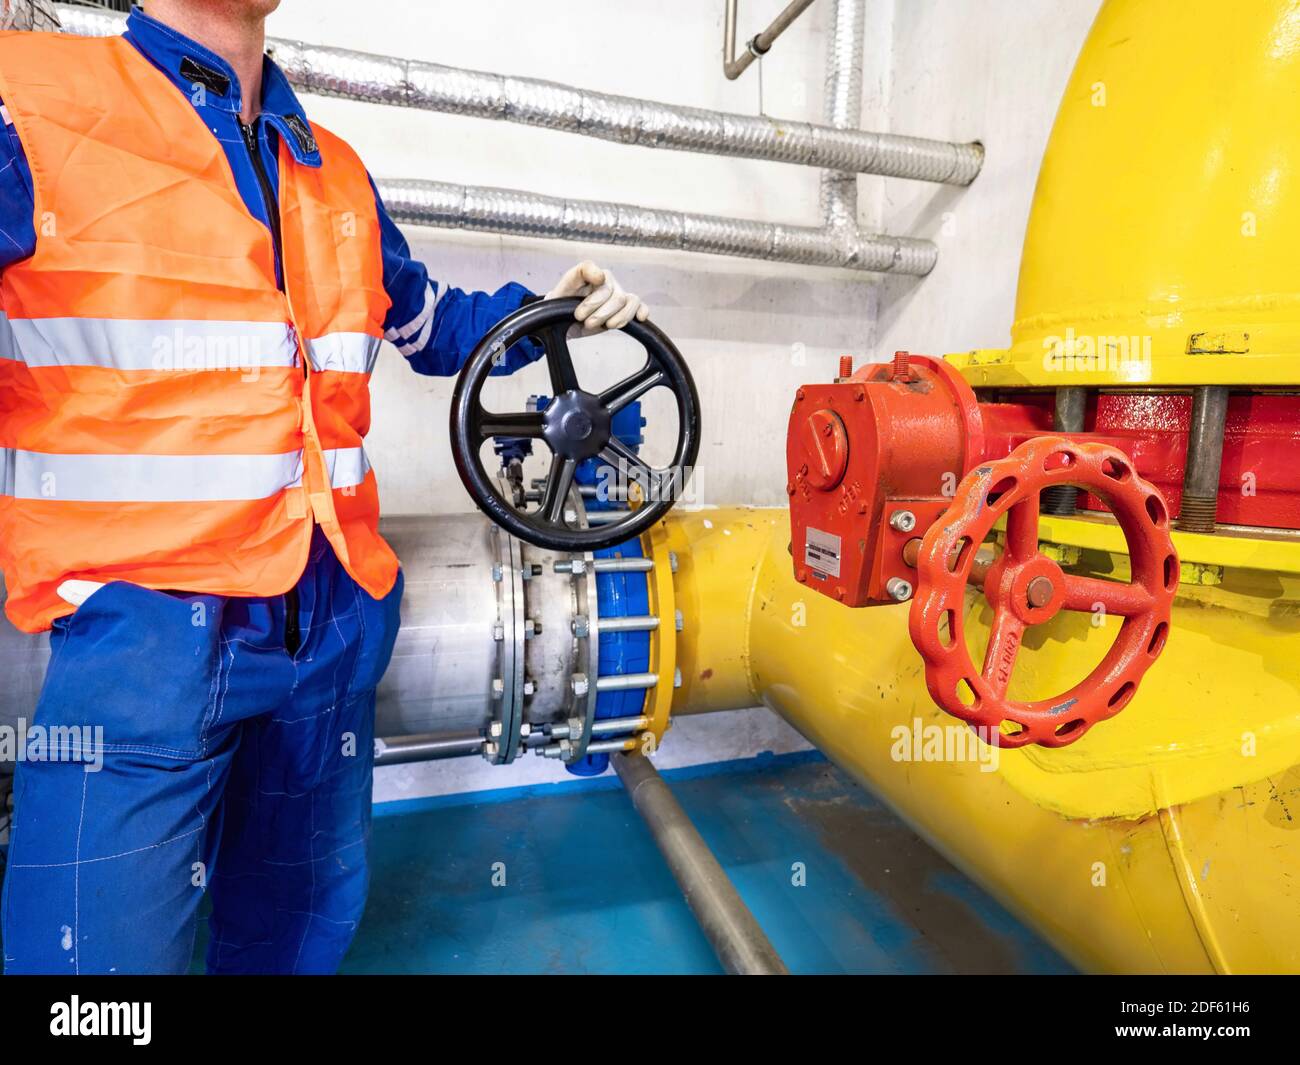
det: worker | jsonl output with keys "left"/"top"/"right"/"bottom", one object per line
{"left": 0, "top": 0, "right": 648, "bottom": 974}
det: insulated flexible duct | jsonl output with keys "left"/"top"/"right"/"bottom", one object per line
{"left": 374, "top": 178, "right": 937, "bottom": 274}
{"left": 53, "top": 2, "right": 982, "bottom": 185}
{"left": 820, "top": 0, "right": 865, "bottom": 234}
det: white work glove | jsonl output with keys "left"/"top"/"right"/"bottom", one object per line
{"left": 57, "top": 579, "right": 105, "bottom": 607}
{"left": 545, "top": 261, "right": 649, "bottom": 332}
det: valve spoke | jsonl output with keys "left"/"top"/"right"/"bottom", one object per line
{"left": 540, "top": 456, "right": 578, "bottom": 525}
{"left": 599, "top": 361, "right": 666, "bottom": 414}
{"left": 981, "top": 607, "right": 1024, "bottom": 698}
{"left": 476, "top": 410, "right": 545, "bottom": 440}
{"left": 1060, "top": 574, "right": 1154, "bottom": 617}
{"left": 1004, "top": 494, "right": 1041, "bottom": 561}
{"left": 600, "top": 436, "right": 660, "bottom": 498}
{"left": 540, "top": 323, "right": 580, "bottom": 395}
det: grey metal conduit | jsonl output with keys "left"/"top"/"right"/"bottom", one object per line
{"left": 53, "top": 2, "right": 981, "bottom": 185}
{"left": 613, "top": 752, "right": 788, "bottom": 975}
{"left": 724, "top": 0, "right": 817, "bottom": 80}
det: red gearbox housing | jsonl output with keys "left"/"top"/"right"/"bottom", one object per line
{"left": 786, "top": 353, "right": 982, "bottom": 606}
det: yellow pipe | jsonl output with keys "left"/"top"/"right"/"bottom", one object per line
{"left": 665, "top": 507, "right": 1300, "bottom": 974}
{"left": 950, "top": 0, "right": 1300, "bottom": 388}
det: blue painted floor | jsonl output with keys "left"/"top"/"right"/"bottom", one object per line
{"left": 4, "top": 753, "right": 1071, "bottom": 974}
{"left": 334, "top": 753, "right": 1072, "bottom": 975}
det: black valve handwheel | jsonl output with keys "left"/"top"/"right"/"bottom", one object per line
{"left": 451, "top": 297, "right": 701, "bottom": 551}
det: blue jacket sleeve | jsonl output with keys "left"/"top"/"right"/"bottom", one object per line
{"left": 0, "top": 98, "right": 37, "bottom": 270}
{"left": 370, "top": 177, "right": 543, "bottom": 377}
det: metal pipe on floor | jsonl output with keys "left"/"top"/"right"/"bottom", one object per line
{"left": 612, "top": 751, "right": 789, "bottom": 975}
{"left": 724, "top": 0, "right": 817, "bottom": 80}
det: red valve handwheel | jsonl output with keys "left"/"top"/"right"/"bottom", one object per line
{"left": 908, "top": 436, "right": 1178, "bottom": 748}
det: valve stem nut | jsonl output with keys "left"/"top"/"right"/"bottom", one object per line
{"left": 886, "top": 577, "right": 914, "bottom": 602}
{"left": 1026, "top": 576, "right": 1055, "bottom": 609}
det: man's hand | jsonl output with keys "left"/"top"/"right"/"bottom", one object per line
{"left": 545, "top": 261, "right": 650, "bottom": 332}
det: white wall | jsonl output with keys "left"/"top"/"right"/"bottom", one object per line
{"left": 872, "top": 0, "right": 1103, "bottom": 356}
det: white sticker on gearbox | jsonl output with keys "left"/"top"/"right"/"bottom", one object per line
{"left": 804, "top": 527, "right": 841, "bottom": 579}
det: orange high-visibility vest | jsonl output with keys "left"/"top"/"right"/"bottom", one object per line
{"left": 0, "top": 32, "right": 399, "bottom": 632}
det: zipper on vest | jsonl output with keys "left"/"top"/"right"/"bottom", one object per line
{"left": 284, "top": 585, "right": 302, "bottom": 655}
{"left": 240, "top": 118, "right": 284, "bottom": 292}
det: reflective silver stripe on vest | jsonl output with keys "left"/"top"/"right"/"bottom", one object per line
{"left": 0, "top": 448, "right": 305, "bottom": 503}
{"left": 323, "top": 446, "right": 372, "bottom": 490}
{"left": 305, "top": 332, "right": 382, "bottom": 375}
{"left": 0, "top": 313, "right": 298, "bottom": 371}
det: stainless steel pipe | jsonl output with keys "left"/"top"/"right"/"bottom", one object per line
{"left": 613, "top": 752, "right": 789, "bottom": 975}
{"left": 724, "top": 0, "right": 817, "bottom": 80}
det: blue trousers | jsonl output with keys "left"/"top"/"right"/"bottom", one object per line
{"left": 1, "top": 530, "right": 402, "bottom": 974}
